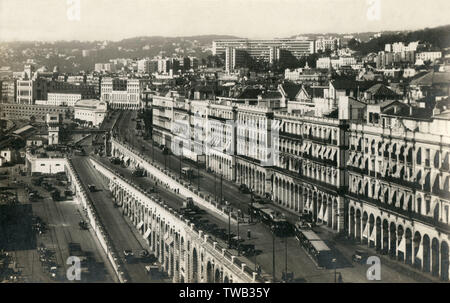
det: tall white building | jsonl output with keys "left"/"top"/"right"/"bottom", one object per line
{"left": 101, "top": 78, "right": 150, "bottom": 109}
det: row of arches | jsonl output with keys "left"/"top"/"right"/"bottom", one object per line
{"left": 110, "top": 180, "right": 238, "bottom": 283}
{"left": 236, "top": 162, "right": 267, "bottom": 196}
{"left": 348, "top": 203, "right": 449, "bottom": 281}
{"left": 272, "top": 174, "right": 343, "bottom": 232}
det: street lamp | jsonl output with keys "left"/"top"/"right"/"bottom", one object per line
{"left": 226, "top": 201, "right": 231, "bottom": 249}
{"left": 249, "top": 187, "right": 254, "bottom": 224}
{"left": 197, "top": 160, "right": 200, "bottom": 191}
{"left": 179, "top": 142, "right": 183, "bottom": 179}
{"left": 332, "top": 258, "right": 337, "bottom": 283}
{"left": 237, "top": 209, "right": 241, "bottom": 256}
{"left": 272, "top": 228, "right": 276, "bottom": 283}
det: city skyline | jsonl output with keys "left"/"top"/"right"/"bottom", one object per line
{"left": 0, "top": 0, "right": 449, "bottom": 42}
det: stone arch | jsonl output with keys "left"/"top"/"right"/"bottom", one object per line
{"left": 389, "top": 222, "right": 397, "bottom": 256}
{"left": 192, "top": 247, "right": 199, "bottom": 283}
{"left": 441, "top": 241, "right": 449, "bottom": 281}
{"left": 432, "top": 238, "right": 440, "bottom": 277}
{"left": 206, "top": 261, "right": 213, "bottom": 283}
{"left": 423, "top": 234, "right": 431, "bottom": 273}
{"left": 413, "top": 231, "right": 422, "bottom": 269}
{"left": 405, "top": 228, "right": 413, "bottom": 265}
{"left": 355, "top": 209, "right": 361, "bottom": 241}
{"left": 214, "top": 268, "right": 221, "bottom": 283}
{"left": 375, "top": 217, "right": 382, "bottom": 251}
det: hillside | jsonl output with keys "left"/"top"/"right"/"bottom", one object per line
{"left": 347, "top": 25, "right": 450, "bottom": 54}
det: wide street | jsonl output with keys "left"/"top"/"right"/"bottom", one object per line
{"left": 0, "top": 172, "right": 116, "bottom": 283}
{"left": 71, "top": 155, "right": 170, "bottom": 283}
{"left": 103, "top": 110, "right": 420, "bottom": 283}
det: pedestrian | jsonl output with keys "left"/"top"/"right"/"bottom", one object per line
{"left": 338, "top": 273, "right": 343, "bottom": 283}
{"left": 247, "top": 229, "right": 251, "bottom": 239}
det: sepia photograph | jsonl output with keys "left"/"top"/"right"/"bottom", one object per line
{"left": 0, "top": 0, "right": 449, "bottom": 294}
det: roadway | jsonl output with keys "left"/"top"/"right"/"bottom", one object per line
{"left": 0, "top": 172, "right": 116, "bottom": 283}
{"left": 111, "top": 109, "right": 419, "bottom": 283}
{"left": 71, "top": 156, "right": 170, "bottom": 283}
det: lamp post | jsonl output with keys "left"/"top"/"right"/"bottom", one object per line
{"left": 226, "top": 201, "right": 231, "bottom": 249}
{"left": 272, "top": 228, "right": 276, "bottom": 283}
{"left": 237, "top": 209, "right": 241, "bottom": 256}
{"left": 332, "top": 258, "right": 337, "bottom": 283}
{"left": 197, "top": 160, "right": 200, "bottom": 191}
{"left": 179, "top": 142, "right": 183, "bottom": 179}
{"left": 284, "top": 237, "right": 288, "bottom": 282}
{"left": 249, "top": 187, "right": 254, "bottom": 223}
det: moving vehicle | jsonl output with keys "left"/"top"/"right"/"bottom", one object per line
{"left": 79, "top": 221, "right": 89, "bottom": 230}
{"left": 295, "top": 228, "right": 333, "bottom": 268}
{"left": 88, "top": 184, "right": 96, "bottom": 192}
{"left": 181, "top": 167, "right": 193, "bottom": 178}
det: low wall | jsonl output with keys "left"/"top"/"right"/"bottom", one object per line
{"left": 65, "top": 157, "right": 128, "bottom": 283}
{"left": 112, "top": 138, "right": 241, "bottom": 224}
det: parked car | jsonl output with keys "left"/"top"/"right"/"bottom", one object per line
{"left": 352, "top": 250, "right": 369, "bottom": 264}
{"left": 239, "top": 184, "right": 250, "bottom": 194}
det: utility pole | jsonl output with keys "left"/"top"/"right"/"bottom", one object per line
{"left": 285, "top": 237, "right": 288, "bottom": 281}
{"left": 227, "top": 202, "right": 231, "bottom": 249}
{"left": 237, "top": 210, "right": 241, "bottom": 256}
{"left": 272, "top": 230, "right": 276, "bottom": 283}
{"left": 197, "top": 161, "right": 200, "bottom": 191}
{"left": 220, "top": 174, "right": 223, "bottom": 204}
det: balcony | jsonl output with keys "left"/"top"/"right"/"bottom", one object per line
{"left": 346, "top": 192, "right": 450, "bottom": 234}
{"left": 347, "top": 165, "right": 368, "bottom": 175}
{"left": 377, "top": 174, "right": 421, "bottom": 190}
{"left": 302, "top": 153, "right": 337, "bottom": 166}
{"left": 305, "top": 135, "right": 332, "bottom": 145}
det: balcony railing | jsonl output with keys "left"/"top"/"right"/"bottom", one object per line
{"left": 347, "top": 192, "right": 450, "bottom": 233}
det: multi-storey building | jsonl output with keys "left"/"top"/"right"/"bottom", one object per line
{"left": 206, "top": 97, "right": 239, "bottom": 181}
{"left": 235, "top": 96, "right": 283, "bottom": 196}
{"left": 0, "top": 103, "right": 73, "bottom": 122}
{"left": 152, "top": 90, "right": 180, "bottom": 147}
{"left": 225, "top": 47, "right": 248, "bottom": 72}
{"left": 1, "top": 79, "right": 16, "bottom": 103}
{"left": 416, "top": 52, "right": 443, "bottom": 62}
{"left": 346, "top": 101, "right": 450, "bottom": 280}
{"left": 101, "top": 78, "right": 150, "bottom": 109}
{"left": 213, "top": 39, "right": 315, "bottom": 61}
{"left": 315, "top": 37, "right": 340, "bottom": 52}
{"left": 16, "top": 79, "right": 48, "bottom": 104}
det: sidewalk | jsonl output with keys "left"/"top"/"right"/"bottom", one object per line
{"left": 316, "top": 223, "right": 442, "bottom": 283}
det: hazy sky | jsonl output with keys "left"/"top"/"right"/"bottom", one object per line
{"left": 0, "top": 0, "right": 449, "bottom": 41}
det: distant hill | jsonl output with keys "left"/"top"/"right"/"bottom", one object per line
{"left": 0, "top": 35, "right": 241, "bottom": 73}
{"left": 347, "top": 25, "right": 450, "bottom": 54}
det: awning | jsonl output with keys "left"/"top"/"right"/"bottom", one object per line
{"left": 165, "top": 236, "right": 174, "bottom": 246}
{"left": 415, "top": 243, "right": 423, "bottom": 260}
{"left": 330, "top": 149, "right": 337, "bottom": 160}
{"left": 123, "top": 156, "right": 130, "bottom": 163}
{"left": 362, "top": 223, "right": 369, "bottom": 239}
{"left": 397, "top": 237, "right": 406, "bottom": 254}
{"left": 144, "top": 229, "right": 151, "bottom": 239}
{"left": 318, "top": 204, "right": 323, "bottom": 221}
{"left": 369, "top": 227, "right": 376, "bottom": 242}
{"left": 136, "top": 221, "right": 144, "bottom": 230}
{"left": 324, "top": 205, "right": 329, "bottom": 222}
